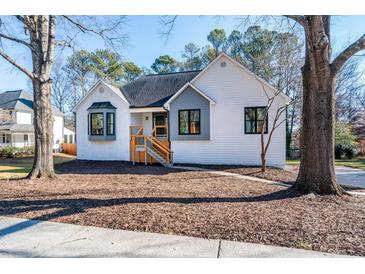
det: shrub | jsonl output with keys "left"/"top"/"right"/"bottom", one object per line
{"left": 17, "top": 146, "right": 35, "bottom": 156}
{"left": 335, "top": 123, "right": 357, "bottom": 159}
{"left": 0, "top": 146, "right": 19, "bottom": 158}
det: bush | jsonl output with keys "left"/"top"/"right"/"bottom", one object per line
{"left": 0, "top": 146, "right": 19, "bottom": 158}
{"left": 335, "top": 123, "right": 358, "bottom": 159}
{"left": 344, "top": 147, "right": 355, "bottom": 158}
{"left": 0, "top": 146, "right": 34, "bottom": 158}
{"left": 17, "top": 146, "right": 35, "bottom": 156}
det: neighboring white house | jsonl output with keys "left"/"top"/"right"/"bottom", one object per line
{"left": 63, "top": 127, "right": 75, "bottom": 144}
{"left": 74, "top": 53, "right": 290, "bottom": 168}
{"left": 0, "top": 89, "right": 73, "bottom": 150}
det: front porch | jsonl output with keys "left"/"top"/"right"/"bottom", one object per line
{"left": 0, "top": 131, "right": 34, "bottom": 148}
{"left": 129, "top": 109, "right": 173, "bottom": 166}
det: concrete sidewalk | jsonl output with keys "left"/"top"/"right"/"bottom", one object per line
{"left": 0, "top": 216, "right": 350, "bottom": 258}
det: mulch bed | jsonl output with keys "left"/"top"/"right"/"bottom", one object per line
{"left": 186, "top": 164, "right": 298, "bottom": 184}
{"left": 0, "top": 160, "right": 364, "bottom": 256}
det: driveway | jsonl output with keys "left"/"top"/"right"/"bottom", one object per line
{"left": 285, "top": 165, "right": 365, "bottom": 189}
{"left": 335, "top": 166, "right": 365, "bottom": 189}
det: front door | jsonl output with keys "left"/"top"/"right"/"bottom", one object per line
{"left": 152, "top": 112, "right": 168, "bottom": 138}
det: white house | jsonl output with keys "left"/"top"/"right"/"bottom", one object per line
{"left": 74, "top": 53, "right": 290, "bottom": 168}
{"left": 0, "top": 89, "right": 73, "bottom": 150}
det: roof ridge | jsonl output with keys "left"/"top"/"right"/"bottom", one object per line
{"left": 144, "top": 70, "right": 202, "bottom": 77}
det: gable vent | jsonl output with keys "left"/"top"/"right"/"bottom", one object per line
{"left": 220, "top": 61, "right": 227, "bottom": 68}
{"left": 99, "top": 87, "right": 105, "bottom": 93}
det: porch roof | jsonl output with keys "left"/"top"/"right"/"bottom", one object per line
{"left": 0, "top": 123, "right": 34, "bottom": 133}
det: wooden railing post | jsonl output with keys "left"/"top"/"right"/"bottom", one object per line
{"left": 144, "top": 135, "right": 147, "bottom": 165}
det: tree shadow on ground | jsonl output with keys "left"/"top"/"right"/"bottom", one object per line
{"left": 55, "top": 160, "right": 186, "bottom": 176}
{"left": 0, "top": 187, "right": 301, "bottom": 238}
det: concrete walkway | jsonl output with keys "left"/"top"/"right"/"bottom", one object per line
{"left": 0, "top": 216, "right": 350, "bottom": 258}
{"left": 172, "top": 165, "right": 365, "bottom": 196}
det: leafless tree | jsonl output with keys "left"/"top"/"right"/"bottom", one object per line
{"left": 0, "top": 15, "right": 126, "bottom": 178}
{"left": 259, "top": 83, "right": 294, "bottom": 172}
{"left": 335, "top": 57, "right": 365, "bottom": 123}
{"left": 51, "top": 59, "right": 72, "bottom": 113}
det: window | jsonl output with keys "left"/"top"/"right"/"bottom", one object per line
{"left": 90, "top": 113, "right": 104, "bottom": 135}
{"left": 2, "top": 134, "right": 10, "bottom": 143}
{"left": 245, "top": 107, "right": 268, "bottom": 134}
{"left": 106, "top": 112, "right": 115, "bottom": 135}
{"left": 64, "top": 134, "right": 68, "bottom": 143}
{"left": 69, "top": 134, "right": 73, "bottom": 144}
{"left": 179, "top": 109, "right": 200, "bottom": 135}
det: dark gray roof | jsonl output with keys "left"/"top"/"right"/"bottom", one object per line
{"left": 120, "top": 70, "right": 201, "bottom": 107}
{"left": 87, "top": 101, "right": 116, "bottom": 110}
{"left": 0, "top": 90, "right": 63, "bottom": 115}
{"left": 0, "top": 90, "right": 33, "bottom": 111}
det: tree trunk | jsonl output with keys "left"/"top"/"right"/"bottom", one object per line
{"left": 295, "top": 16, "right": 344, "bottom": 195}
{"left": 28, "top": 79, "right": 55, "bottom": 178}
{"left": 261, "top": 152, "right": 266, "bottom": 172}
{"left": 26, "top": 15, "right": 56, "bottom": 179}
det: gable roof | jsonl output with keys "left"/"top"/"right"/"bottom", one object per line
{"left": 120, "top": 70, "right": 201, "bottom": 107}
{"left": 0, "top": 89, "right": 63, "bottom": 115}
{"left": 0, "top": 90, "right": 33, "bottom": 111}
{"left": 164, "top": 83, "right": 216, "bottom": 108}
{"left": 191, "top": 52, "right": 291, "bottom": 103}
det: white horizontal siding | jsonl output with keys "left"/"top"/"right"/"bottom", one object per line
{"left": 16, "top": 111, "right": 32, "bottom": 124}
{"left": 76, "top": 83, "right": 130, "bottom": 161}
{"left": 171, "top": 55, "right": 286, "bottom": 168}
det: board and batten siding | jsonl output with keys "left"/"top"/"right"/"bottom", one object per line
{"left": 76, "top": 83, "right": 130, "bottom": 161}
{"left": 170, "top": 55, "right": 286, "bottom": 168}
{"left": 169, "top": 86, "right": 210, "bottom": 141}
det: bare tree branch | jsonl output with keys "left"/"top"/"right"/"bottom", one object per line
{"left": 0, "top": 50, "right": 35, "bottom": 79}
{"left": 331, "top": 34, "right": 365, "bottom": 74}
{"left": 284, "top": 15, "right": 306, "bottom": 25}
{"left": 0, "top": 33, "right": 33, "bottom": 50}
{"left": 62, "top": 16, "right": 101, "bottom": 35}
{"left": 61, "top": 15, "right": 127, "bottom": 49}
{"left": 159, "top": 15, "right": 177, "bottom": 40}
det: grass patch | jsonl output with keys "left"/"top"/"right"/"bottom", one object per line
{"left": 286, "top": 157, "right": 365, "bottom": 170}
{"left": 0, "top": 154, "right": 75, "bottom": 179}
{"left": 0, "top": 164, "right": 33, "bottom": 179}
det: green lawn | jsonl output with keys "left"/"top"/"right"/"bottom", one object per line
{"left": 0, "top": 154, "right": 75, "bottom": 179}
{"left": 286, "top": 157, "right": 365, "bottom": 170}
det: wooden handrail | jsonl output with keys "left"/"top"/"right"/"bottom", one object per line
{"left": 152, "top": 125, "right": 168, "bottom": 139}
{"left": 148, "top": 136, "right": 170, "bottom": 153}
{"left": 130, "top": 125, "right": 173, "bottom": 165}
{"left": 146, "top": 135, "right": 173, "bottom": 163}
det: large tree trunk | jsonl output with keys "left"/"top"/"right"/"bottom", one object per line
{"left": 26, "top": 15, "right": 56, "bottom": 179}
{"left": 28, "top": 79, "right": 55, "bottom": 178}
{"left": 295, "top": 16, "right": 344, "bottom": 195}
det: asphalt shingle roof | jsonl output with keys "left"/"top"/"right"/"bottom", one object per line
{"left": 0, "top": 90, "right": 63, "bottom": 115}
{"left": 87, "top": 101, "right": 117, "bottom": 110}
{"left": 0, "top": 90, "right": 33, "bottom": 111}
{"left": 120, "top": 70, "right": 201, "bottom": 107}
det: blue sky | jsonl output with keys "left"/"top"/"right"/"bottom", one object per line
{"left": 0, "top": 15, "right": 364, "bottom": 92}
